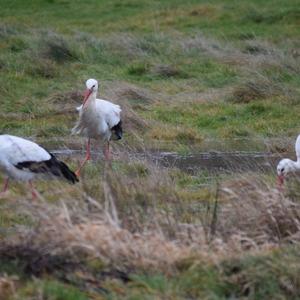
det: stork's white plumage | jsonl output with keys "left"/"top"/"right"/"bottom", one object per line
{"left": 0, "top": 134, "right": 78, "bottom": 197}
{"left": 277, "top": 134, "right": 300, "bottom": 187}
{"left": 72, "top": 78, "right": 123, "bottom": 176}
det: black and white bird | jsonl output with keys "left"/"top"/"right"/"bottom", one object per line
{"left": 72, "top": 78, "right": 123, "bottom": 176}
{"left": 0, "top": 134, "right": 78, "bottom": 198}
{"left": 277, "top": 134, "right": 300, "bottom": 187}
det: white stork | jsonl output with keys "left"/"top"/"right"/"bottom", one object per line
{"left": 0, "top": 134, "right": 78, "bottom": 198}
{"left": 277, "top": 134, "right": 300, "bottom": 187}
{"left": 72, "top": 78, "right": 122, "bottom": 176}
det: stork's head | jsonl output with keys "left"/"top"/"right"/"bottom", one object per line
{"left": 276, "top": 134, "right": 300, "bottom": 189}
{"left": 83, "top": 78, "right": 98, "bottom": 107}
{"left": 86, "top": 78, "right": 98, "bottom": 91}
{"left": 276, "top": 158, "right": 294, "bottom": 187}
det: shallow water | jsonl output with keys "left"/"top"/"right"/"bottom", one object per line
{"left": 150, "top": 151, "right": 285, "bottom": 174}
{"left": 52, "top": 149, "right": 287, "bottom": 175}
{"left": 134, "top": 151, "right": 286, "bottom": 175}
{"left": 46, "top": 135, "right": 294, "bottom": 175}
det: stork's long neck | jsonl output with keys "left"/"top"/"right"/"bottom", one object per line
{"left": 296, "top": 158, "right": 300, "bottom": 169}
{"left": 84, "top": 91, "right": 97, "bottom": 109}
{"left": 289, "top": 159, "right": 300, "bottom": 172}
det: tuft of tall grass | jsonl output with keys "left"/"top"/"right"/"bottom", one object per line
{"left": 115, "top": 84, "right": 154, "bottom": 106}
{"left": 151, "top": 64, "right": 187, "bottom": 78}
{"left": 0, "top": 23, "right": 19, "bottom": 38}
{"left": 1, "top": 155, "right": 300, "bottom": 299}
{"left": 0, "top": 275, "right": 17, "bottom": 299}
{"left": 2, "top": 160, "right": 300, "bottom": 269}
{"left": 229, "top": 77, "right": 283, "bottom": 103}
{"left": 39, "top": 33, "right": 79, "bottom": 63}
{"left": 219, "top": 175, "right": 300, "bottom": 247}
{"left": 127, "top": 61, "right": 149, "bottom": 76}
{"left": 242, "top": 7, "right": 300, "bottom": 25}
{"left": 106, "top": 33, "right": 170, "bottom": 59}
{"left": 26, "top": 58, "right": 59, "bottom": 79}
{"left": 48, "top": 90, "right": 83, "bottom": 113}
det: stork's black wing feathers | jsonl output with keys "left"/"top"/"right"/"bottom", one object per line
{"left": 111, "top": 120, "right": 123, "bottom": 140}
{"left": 15, "top": 154, "right": 78, "bottom": 184}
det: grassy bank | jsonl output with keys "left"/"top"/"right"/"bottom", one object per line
{"left": 0, "top": 0, "right": 299, "bottom": 148}
{"left": 1, "top": 0, "right": 300, "bottom": 299}
{"left": 1, "top": 160, "right": 300, "bottom": 299}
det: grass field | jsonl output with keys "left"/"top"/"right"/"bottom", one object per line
{"left": 0, "top": 0, "right": 300, "bottom": 299}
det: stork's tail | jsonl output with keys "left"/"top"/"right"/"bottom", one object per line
{"left": 111, "top": 121, "right": 123, "bottom": 140}
{"left": 48, "top": 155, "right": 79, "bottom": 184}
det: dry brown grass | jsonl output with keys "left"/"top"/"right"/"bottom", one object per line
{"left": 151, "top": 64, "right": 184, "bottom": 78}
{"left": 187, "top": 4, "right": 220, "bottom": 18}
{"left": 39, "top": 33, "right": 79, "bottom": 63}
{"left": 219, "top": 176, "right": 300, "bottom": 248}
{"left": 266, "top": 136, "right": 295, "bottom": 154}
{"left": 1, "top": 200, "right": 192, "bottom": 274}
{"left": 181, "top": 34, "right": 299, "bottom": 71}
{"left": 230, "top": 77, "right": 283, "bottom": 103}
{"left": 35, "top": 216, "right": 191, "bottom": 271}
{"left": 114, "top": 84, "right": 154, "bottom": 106}
{"left": 0, "top": 275, "right": 17, "bottom": 300}
{"left": 105, "top": 33, "right": 168, "bottom": 59}
{"left": 2, "top": 159, "right": 300, "bottom": 277}
{"left": 26, "top": 59, "right": 59, "bottom": 79}
{"left": 2, "top": 169, "right": 300, "bottom": 272}
{"left": 49, "top": 90, "right": 83, "bottom": 114}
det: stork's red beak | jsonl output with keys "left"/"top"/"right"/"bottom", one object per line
{"left": 83, "top": 89, "right": 93, "bottom": 107}
{"left": 277, "top": 174, "right": 285, "bottom": 189}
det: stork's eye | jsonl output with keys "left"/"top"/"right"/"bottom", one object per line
{"left": 281, "top": 168, "right": 285, "bottom": 172}
{"left": 92, "top": 85, "right": 95, "bottom": 88}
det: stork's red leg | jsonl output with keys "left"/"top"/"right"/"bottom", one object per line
{"left": 0, "top": 178, "right": 9, "bottom": 196}
{"left": 29, "top": 180, "right": 38, "bottom": 199}
{"left": 75, "top": 138, "right": 91, "bottom": 177}
{"left": 103, "top": 141, "right": 111, "bottom": 160}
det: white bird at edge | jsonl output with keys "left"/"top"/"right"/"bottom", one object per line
{"left": 277, "top": 134, "right": 300, "bottom": 188}
{"left": 72, "top": 78, "right": 123, "bottom": 177}
{"left": 0, "top": 134, "right": 78, "bottom": 198}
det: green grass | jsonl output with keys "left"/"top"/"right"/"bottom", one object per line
{"left": 0, "top": 0, "right": 299, "bottom": 146}
{"left": 100, "top": 245, "right": 300, "bottom": 299}
{"left": 1, "top": 0, "right": 300, "bottom": 299}
{"left": 2, "top": 246, "right": 299, "bottom": 300}
{"left": 147, "top": 98, "right": 300, "bottom": 139}
{"left": 0, "top": 0, "right": 299, "bottom": 39}
{"left": 14, "top": 280, "right": 88, "bottom": 300}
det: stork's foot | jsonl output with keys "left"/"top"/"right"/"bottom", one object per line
{"left": 103, "top": 142, "right": 112, "bottom": 160}
{"left": 29, "top": 181, "right": 38, "bottom": 200}
{"left": 75, "top": 138, "right": 92, "bottom": 177}
{"left": 75, "top": 154, "right": 91, "bottom": 177}
{"left": 0, "top": 178, "right": 9, "bottom": 197}
{"left": 277, "top": 185, "right": 285, "bottom": 193}
{"left": 31, "top": 189, "right": 38, "bottom": 199}
{"left": 104, "top": 151, "right": 111, "bottom": 160}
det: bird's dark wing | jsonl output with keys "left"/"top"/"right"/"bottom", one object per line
{"left": 14, "top": 154, "right": 78, "bottom": 184}
{"left": 15, "top": 160, "right": 52, "bottom": 173}
{"left": 110, "top": 120, "right": 123, "bottom": 140}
